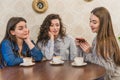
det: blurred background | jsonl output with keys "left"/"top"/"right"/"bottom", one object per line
{"left": 0, "top": 0, "right": 120, "bottom": 46}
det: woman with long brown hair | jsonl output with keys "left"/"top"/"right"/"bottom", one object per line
{"left": 76, "top": 7, "right": 120, "bottom": 80}
{"left": 36, "top": 14, "right": 77, "bottom": 60}
{"left": 0, "top": 17, "right": 43, "bottom": 66}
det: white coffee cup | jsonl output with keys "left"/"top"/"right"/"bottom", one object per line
{"left": 23, "top": 57, "right": 32, "bottom": 63}
{"left": 52, "top": 56, "right": 62, "bottom": 63}
{"left": 74, "top": 57, "right": 84, "bottom": 65}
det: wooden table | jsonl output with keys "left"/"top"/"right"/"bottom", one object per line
{"left": 0, "top": 61, "right": 106, "bottom": 80}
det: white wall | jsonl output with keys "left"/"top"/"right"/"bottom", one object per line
{"left": 0, "top": 0, "right": 120, "bottom": 44}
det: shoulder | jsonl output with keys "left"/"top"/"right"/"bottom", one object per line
{"left": 0, "top": 40, "right": 13, "bottom": 49}
{"left": 64, "top": 34, "right": 74, "bottom": 40}
{"left": 36, "top": 41, "right": 42, "bottom": 46}
{"left": 1, "top": 39, "right": 11, "bottom": 45}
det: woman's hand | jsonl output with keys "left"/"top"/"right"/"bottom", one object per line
{"left": 48, "top": 31, "right": 54, "bottom": 41}
{"left": 75, "top": 37, "right": 91, "bottom": 53}
{"left": 24, "top": 30, "right": 30, "bottom": 42}
{"left": 24, "top": 30, "right": 34, "bottom": 49}
{"left": 75, "top": 37, "right": 86, "bottom": 46}
{"left": 79, "top": 41, "right": 91, "bottom": 53}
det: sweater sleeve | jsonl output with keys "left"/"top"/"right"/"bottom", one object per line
{"left": 69, "top": 36, "right": 77, "bottom": 60}
{"left": 30, "top": 46, "right": 43, "bottom": 61}
{"left": 83, "top": 38, "right": 115, "bottom": 72}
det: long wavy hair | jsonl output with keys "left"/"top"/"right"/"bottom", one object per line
{"left": 91, "top": 7, "right": 120, "bottom": 65}
{"left": 2, "top": 17, "right": 26, "bottom": 43}
{"left": 36, "top": 14, "right": 66, "bottom": 45}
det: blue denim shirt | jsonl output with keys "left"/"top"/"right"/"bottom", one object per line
{"left": 0, "top": 39, "right": 43, "bottom": 66}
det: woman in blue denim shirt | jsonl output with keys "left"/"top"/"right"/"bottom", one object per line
{"left": 0, "top": 17, "right": 43, "bottom": 66}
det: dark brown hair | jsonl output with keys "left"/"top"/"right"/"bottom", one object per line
{"left": 2, "top": 17, "right": 26, "bottom": 42}
{"left": 36, "top": 14, "right": 66, "bottom": 45}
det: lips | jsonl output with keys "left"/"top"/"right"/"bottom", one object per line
{"left": 23, "top": 33, "right": 28, "bottom": 36}
{"left": 53, "top": 31, "right": 58, "bottom": 33}
{"left": 91, "top": 28, "right": 95, "bottom": 30}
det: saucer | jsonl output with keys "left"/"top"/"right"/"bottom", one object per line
{"left": 20, "top": 62, "right": 35, "bottom": 66}
{"left": 49, "top": 60, "right": 64, "bottom": 65}
{"left": 71, "top": 62, "right": 87, "bottom": 66}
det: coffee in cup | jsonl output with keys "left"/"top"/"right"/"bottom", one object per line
{"left": 52, "top": 56, "right": 62, "bottom": 63}
{"left": 74, "top": 57, "right": 84, "bottom": 65}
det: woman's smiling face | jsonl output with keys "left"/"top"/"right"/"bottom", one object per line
{"left": 89, "top": 13, "right": 100, "bottom": 33}
{"left": 10, "top": 21, "right": 29, "bottom": 40}
{"left": 49, "top": 19, "right": 60, "bottom": 37}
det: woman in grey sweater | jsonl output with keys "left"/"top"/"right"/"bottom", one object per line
{"left": 36, "top": 14, "right": 77, "bottom": 61}
{"left": 76, "top": 7, "right": 120, "bottom": 80}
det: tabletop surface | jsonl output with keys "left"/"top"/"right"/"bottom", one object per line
{"left": 0, "top": 61, "right": 106, "bottom": 80}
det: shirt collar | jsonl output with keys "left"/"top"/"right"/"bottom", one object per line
{"left": 55, "top": 35, "right": 63, "bottom": 42}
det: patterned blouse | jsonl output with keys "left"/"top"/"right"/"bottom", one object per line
{"left": 37, "top": 35, "right": 77, "bottom": 60}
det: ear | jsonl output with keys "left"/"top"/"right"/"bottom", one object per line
{"left": 10, "top": 30, "right": 15, "bottom": 35}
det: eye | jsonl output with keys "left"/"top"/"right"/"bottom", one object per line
{"left": 50, "top": 24, "right": 54, "bottom": 27}
{"left": 93, "top": 21, "right": 97, "bottom": 24}
{"left": 25, "top": 25, "right": 27, "bottom": 28}
{"left": 90, "top": 20, "right": 97, "bottom": 24}
{"left": 56, "top": 24, "right": 59, "bottom": 27}
{"left": 18, "top": 26, "right": 23, "bottom": 30}
{"left": 89, "top": 20, "right": 92, "bottom": 23}
{"left": 56, "top": 23, "right": 60, "bottom": 27}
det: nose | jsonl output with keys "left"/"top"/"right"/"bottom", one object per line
{"left": 89, "top": 22, "right": 93, "bottom": 28}
{"left": 89, "top": 22, "right": 92, "bottom": 26}
{"left": 53, "top": 26, "right": 58, "bottom": 30}
{"left": 24, "top": 27, "right": 28, "bottom": 32}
